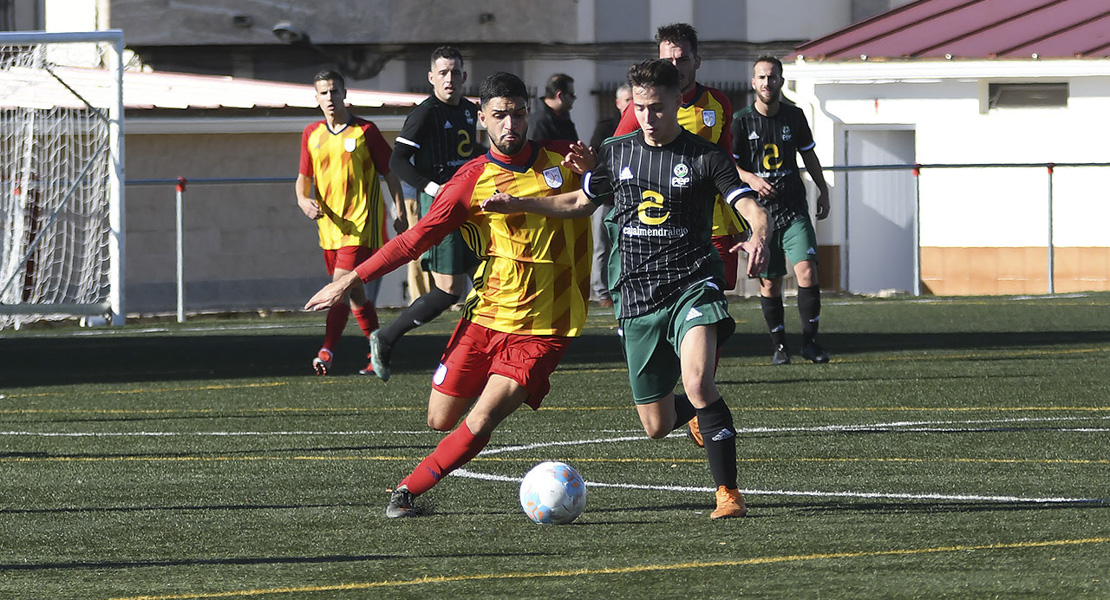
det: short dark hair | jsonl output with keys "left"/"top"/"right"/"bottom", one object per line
{"left": 479, "top": 72, "right": 530, "bottom": 107}
{"left": 313, "top": 70, "right": 345, "bottom": 89}
{"left": 627, "top": 59, "right": 680, "bottom": 95}
{"left": 430, "top": 45, "right": 464, "bottom": 69}
{"left": 656, "top": 23, "right": 698, "bottom": 57}
{"left": 754, "top": 54, "right": 784, "bottom": 75}
{"left": 544, "top": 73, "right": 574, "bottom": 100}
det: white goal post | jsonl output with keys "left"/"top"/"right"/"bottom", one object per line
{"left": 0, "top": 30, "right": 125, "bottom": 329}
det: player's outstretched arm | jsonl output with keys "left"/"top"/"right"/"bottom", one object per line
{"left": 305, "top": 271, "right": 360, "bottom": 311}
{"left": 730, "top": 196, "right": 772, "bottom": 277}
{"left": 481, "top": 189, "right": 596, "bottom": 218}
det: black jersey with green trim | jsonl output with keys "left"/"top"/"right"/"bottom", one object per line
{"left": 395, "top": 96, "right": 480, "bottom": 188}
{"left": 585, "top": 130, "right": 756, "bottom": 319}
{"left": 731, "top": 102, "right": 814, "bottom": 229}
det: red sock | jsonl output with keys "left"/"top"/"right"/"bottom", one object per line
{"left": 401, "top": 424, "right": 490, "bottom": 496}
{"left": 352, "top": 303, "right": 379, "bottom": 337}
{"left": 323, "top": 304, "right": 351, "bottom": 351}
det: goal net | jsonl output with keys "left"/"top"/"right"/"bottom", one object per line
{"left": 0, "top": 31, "right": 124, "bottom": 329}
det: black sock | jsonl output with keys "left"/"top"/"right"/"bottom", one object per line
{"left": 696, "top": 397, "right": 737, "bottom": 489}
{"left": 379, "top": 287, "right": 459, "bottom": 346}
{"left": 670, "top": 393, "right": 697, "bottom": 432}
{"left": 760, "top": 295, "right": 787, "bottom": 349}
{"left": 797, "top": 285, "right": 821, "bottom": 346}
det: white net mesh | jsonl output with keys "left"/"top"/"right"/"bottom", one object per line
{"left": 0, "top": 40, "right": 114, "bottom": 328}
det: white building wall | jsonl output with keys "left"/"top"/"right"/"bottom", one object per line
{"left": 789, "top": 62, "right": 1110, "bottom": 250}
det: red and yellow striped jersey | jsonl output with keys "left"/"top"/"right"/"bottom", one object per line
{"left": 355, "top": 141, "right": 591, "bottom": 337}
{"left": 299, "top": 117, "right": 393, "bottom": 250}
{"left": 614, "top": 84, "right": 746, "bottom": 237}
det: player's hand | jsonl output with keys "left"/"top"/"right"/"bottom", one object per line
{"left": 298, "top": 197, "right": 323, "bottom": 220}
{"left": 561, "top": 141, "right": 596, "bottom": 175}
{"left": 815, "top": 188, "right": 830, "bottom": 220}
{"left": 732, "top": 235, "right": 768, "bottom": 278}
{"left": 747, "top": 176, "right": 776, "bottom": 198}
{"left": 305, "top": 279, "right": 351, "bottom": 311}
{"left": 481, "top": 191, "right": 521, "bottom": 214}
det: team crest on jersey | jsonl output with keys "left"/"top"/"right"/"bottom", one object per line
{"left": 542, "top": 166, "right": 564, "bottom": 189}
{"left": 343, "top": 137, "right": 357, "bottom": 153}
{"left": 782, "top": 125, "right": 793, "bottom": 141}
{"left": 702, "top": 110, "right": 716, "bottom": 128}
{"left": 671, "top": 163, "right": 691, "bottom": 188}
{"left": 465, "top": 110, "right": 474, "bottom": 125}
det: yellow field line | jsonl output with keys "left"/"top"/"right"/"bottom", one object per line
{"left": 104, "top": 537, "right": 1110, "bottom": 600}
{"left": 5, "top": 455, "right": 1106, "bottom": 466}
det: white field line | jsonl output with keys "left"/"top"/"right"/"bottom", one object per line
{"left": 3, "top": 414, "right": 1107, "bottom": 438}
{"left": 451, "top": 468, "right": 1105, "bottom": 505}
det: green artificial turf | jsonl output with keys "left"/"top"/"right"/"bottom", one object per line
{"left": 1, "top": 293, "right": 1108, "bottom": 599}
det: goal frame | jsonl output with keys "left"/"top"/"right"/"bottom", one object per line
{"left": 0, "top": 29, "right": 125, "bottom": 326}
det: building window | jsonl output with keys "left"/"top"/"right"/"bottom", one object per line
{"left": 988, "top": 83, "right": 1068, "bottom": 109}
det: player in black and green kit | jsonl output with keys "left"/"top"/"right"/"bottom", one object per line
{"left": 375, "top": 46, "right": 483, "bottom": 381}
{"left": 732, "top": 55, "right": 831, "bottom": 366}
{"left": 483, "top": 59, "right": 770, "bottom": 519}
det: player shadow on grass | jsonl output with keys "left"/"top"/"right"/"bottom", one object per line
{"left": 2, "top": 326, "right": 1108, "bottom": 388}
{"left": 0, "top": 548, "right": 540, "bottom": 572}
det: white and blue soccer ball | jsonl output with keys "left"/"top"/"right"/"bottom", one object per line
{"left": 519, "top": 461, "right": 587, "bottom": 524}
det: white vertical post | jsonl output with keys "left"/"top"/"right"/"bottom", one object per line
{"left": 912, "top": 164, "right": 921, "bottom": 297}
{"left": 175, "top": 177, "right": 187, "bottom": 323}
{"left": 106, "top": 30, "right": 126, "bottom": 325}
{"left": 1046, "top": 164, "right": 1055, "bottom": 295}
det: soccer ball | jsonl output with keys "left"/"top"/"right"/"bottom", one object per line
{"left": 519, "top": 461, "right": 587, "bottom": 524}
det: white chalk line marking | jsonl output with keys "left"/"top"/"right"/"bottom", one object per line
{"left": 5, "top": 415, "right": 1107, "bottom": 504}
{"left": 3, "top": 414, "right": 1107, "bottom": 438}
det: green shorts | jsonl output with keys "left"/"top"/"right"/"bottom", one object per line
{"left": 762, "top": 218, "right": 819, "bottom": 280}
{"left": 618, "top": 279, "right": 735, "bottom": 404}
{"left": 418, "top": 191, "right": 481, "bottom": 275}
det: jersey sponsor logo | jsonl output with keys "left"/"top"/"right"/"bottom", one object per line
{"left": 702, "top": 109, "right": 716, "bottom": 128}
{"left": 543, "top": 166, "right": 564, "bottom": 189}
{"left": 619, "top": 166, "right": 634, "bottom": 180}
{"left": 686, "top": 307, "right": 703, "bottom": 321}
{"left": 807, "top": 246, "right": 817, "bottom": 255}
{"left": 343, "top": 137, "right": 357, "bottom": 153}
{"left": 444, "top": 119, "right": 453, "bottom": 129}
{"left": 782, "top": 125, "right": 793, "bottom": 141}
{"left": 748, "top": 130, "right": 759, "bottom": 140}
{"left": 671, "top": 162, "right": 690, "bottom": 188}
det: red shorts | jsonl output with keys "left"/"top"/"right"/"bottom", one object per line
{"left": 323, "top": 246, "right": 373, "bottom": 276}
{"left": 712, "top": 234, "right": 739, "bottom": 291}
{"left": 432, "top": 320, "right": 572, "bottom": 410}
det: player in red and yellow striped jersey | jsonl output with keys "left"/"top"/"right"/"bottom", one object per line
{"left": 296, "top": 70, "right": 405, "bottom": 376}
{"left": 305, "top": 72, "right": 590, "bottom": 518}
{"left": 612, "top": 23, "right": 747, "bottom": 291}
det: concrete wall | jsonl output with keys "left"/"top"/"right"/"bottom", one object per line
{"left": 124, "top": 129, "right": 409, "bottom": 315}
